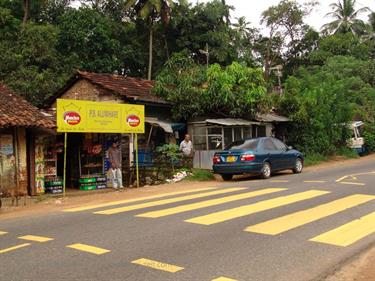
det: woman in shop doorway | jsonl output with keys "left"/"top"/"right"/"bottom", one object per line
{"left": 108, "top": 139, "right": 123, "bottom": 189}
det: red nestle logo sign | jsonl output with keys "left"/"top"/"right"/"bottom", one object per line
{"left": 64, "top": 111, "right": 81, "bottom": 126}
{"left": 127, "top": 115, "right": 140, "bottom": 127}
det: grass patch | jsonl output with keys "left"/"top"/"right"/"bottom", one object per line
{"left": 186, "top": 169, "right": 215, "bottom": 181}
{"left": 335, "top": 147, "right": 360, "bottom": 159}
{"left": 304, "top": 153, "right": 328, "bottom": 167}
{"left": 304, "top": 148, "right": 359, "bottom": 167}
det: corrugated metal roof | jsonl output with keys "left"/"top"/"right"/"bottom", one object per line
{"left": 205, "top": 118, "right": 261, "bottom": 126}
{"left": 255, "top": 113, "right": 290, "bottom": 122}
{"left": 145, "top": 117, "right": 174, "bottom": 133}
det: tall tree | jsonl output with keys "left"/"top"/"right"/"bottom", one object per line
{"left": 322, "top": 0, "right": 369, "bottom": 35}
{"left": 260, "top": 0, "right": 313, "bottom": 81}
{"left": 124, "top": 0, "right": 174, "bottom": 80}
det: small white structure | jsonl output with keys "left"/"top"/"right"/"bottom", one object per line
{"left": 349, "top": 121, "right": 365, "bottom": 154}
{"left": 189, "top": 114, "right": 289, "bottom": 169}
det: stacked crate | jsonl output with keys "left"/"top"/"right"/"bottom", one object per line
{"left": 79, "top": 175, "right": 107, "bottom": 190}
{"left": 45, "top": 177, "right": 63, "bottom": 194}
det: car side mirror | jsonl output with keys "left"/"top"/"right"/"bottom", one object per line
{"left": 287, "top": 146, "right": 293, "bottom": 150}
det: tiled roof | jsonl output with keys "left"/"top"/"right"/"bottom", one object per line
{"left": 0, "top": 83, "right": 55, "bottom": 128}
{"left": 77, "top": 71, "right": 168, "bottom": 104}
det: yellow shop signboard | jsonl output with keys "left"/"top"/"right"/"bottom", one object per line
{"left": 56, "top": 99, "right": 145, "bottom": 133}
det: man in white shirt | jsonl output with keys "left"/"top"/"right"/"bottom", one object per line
{"left": 180, "top": 134, "right": 193, "bottom": 168}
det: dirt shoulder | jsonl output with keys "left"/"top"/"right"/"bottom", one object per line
{"left": 323, "top": 245, "right": 375, "bottom": 281}
{"left": 304, "top": 153, "right": 375, "bottom": 172}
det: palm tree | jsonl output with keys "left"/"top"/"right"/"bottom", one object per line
{"left": 322, "top": 0, "right": 370, "bottom": 35}
{"left": 125, "top": 0, "right": 174, "bottom": 80}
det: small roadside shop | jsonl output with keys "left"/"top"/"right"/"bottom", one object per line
{"left": 54, "top": 99, "right": 145, "bottom": 195}
{"left": 189, "top": 113, "right": 290, "bottom": 169}
{"left": 0, "top": 83, "right": 55, "bottom": 198}
{"left": 40, "top": 70, "right": 185, "bottom": 193}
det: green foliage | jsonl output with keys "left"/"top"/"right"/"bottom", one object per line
{"left": 278, "top": 56, "right": 375, "bottom": 155}
{"left": 363, "top": 123, "right": 375, "bottom": 152}
{"left": 57, "top": 8, "right": 123, "bottom": 73}
{"left": 336, "top": 147, "right": 359, "bottom": 158}
{"left": 155, "top": 143, "right": 182, "bottom": 172}
{"left": 303, "top": 153, "right": 328, "bottom": 167}
{"left": 154, "top": 53, "right": 267, "bottom": 119}
{"left": 186, "top": 169, "right": 215, "bottom": 181}
{"left": 0, "top": 22, "right": 72, "bottom": 105}
{"left": 322, "top": 0, "right": 369, "bottom": 35}
{"left": 309, "top": 33, "right": 370, "bottom": 64}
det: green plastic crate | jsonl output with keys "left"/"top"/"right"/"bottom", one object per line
{"left": 79, "top": 177, "right": 96, "bottom": 184}
{"left": 79, "top": 185, "right": 97, "bottom": 191}
{"left": 45, "top": 180, "right": 63, "bottom": 187}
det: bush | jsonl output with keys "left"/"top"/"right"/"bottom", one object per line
{"left": 154, "top": 144, "right": 183, "bottom": 173}
{"left": 187, "top": 169, "right": 215, "bottom": 181}
{"left": 278, "top": 56, "right": 375, "bottom": 156}
{"left": 303, "top": 153, "right": 328, "bottom": 167}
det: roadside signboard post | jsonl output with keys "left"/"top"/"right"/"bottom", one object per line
{"left": 56, "top": 99, "right": 145, "bottom": 196}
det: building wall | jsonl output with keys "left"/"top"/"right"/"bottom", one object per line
{"left": 0, "top": 128, "right": 28, "bottom": 196}
{"left": 17, "top": 127, "right": 28, "bottom": 194}
{"left": 52, "top": 79, "right": 123, "bottom": 107}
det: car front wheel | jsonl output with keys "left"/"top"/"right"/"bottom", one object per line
{"left": 293, "top": 158, "right": 303, "bottom": 174}
{"left": 261, "top": 162, "right": 272, "bottom": 179}
{"left": 221, "top": 174, "right": 233, "bottom": 181}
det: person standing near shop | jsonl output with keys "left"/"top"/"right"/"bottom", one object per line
{"left": 108, "top": 140, "right": 123, "bottom": 189}
{"left": 179, "top": 134, "right": 194, "bottom": 168}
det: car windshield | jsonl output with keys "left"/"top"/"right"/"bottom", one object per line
{"left": 225, "top": 139, "right": 259, "bottom": 150}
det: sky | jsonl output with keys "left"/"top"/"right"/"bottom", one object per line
{"left": 190, "top": 0, "right": 375, "bottom": 32}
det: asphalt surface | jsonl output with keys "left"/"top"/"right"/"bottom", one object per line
{"left": 1, "top": 159, "right": 375, "bottom": 281}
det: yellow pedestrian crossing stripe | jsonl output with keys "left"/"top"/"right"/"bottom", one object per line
{"left": 63, "top": 187, "right": 216, "bottom": 212}
{"left": 131, "top": 258, "right": 184, "bottom": 273}
{"left": 339, "top": 182, "right": 365, "bottom": 186}
{"left": 136, "top": 188, "right": 286, "bottom": 218}
{"left": 212, "top": 277, "right": 238, "bottom": 281}
{"left": 0, "top": 231, "right": 7, "bottom": 235}
{"left": 94, "top": 187, "right": 245, "bottom": 215}
{"left": 304, "top": 181, "right": 326, "bottom": 183}
{"left": 0, "top": 243, "right": 31, "bottom": 254}
{"left": 18, "top": 235, "right": 53, "bottom": 243}
{"left": 245, "top": 194, "right": 375, "bottom": 235}
{"left": 270, "top": 180, "right": 289, "bottom": 183}
{"left": 310, "top": 210, "right": 375, "bottom": 247}
{"left": 66, "top": 243, "right": 110, "bottom": 255}
{"left": 185, "top": 190, "right": 329, "bottom": 225}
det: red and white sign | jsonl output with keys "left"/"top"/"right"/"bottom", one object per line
{"left": 127, "top": 115, "right": 140, "bottom": 127}
{"left": 63, "top": 111, "right": 81, "bottom": 126}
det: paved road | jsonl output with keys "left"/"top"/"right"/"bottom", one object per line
{"left": 1, "top": 159, "right": 375, "bottom": 281}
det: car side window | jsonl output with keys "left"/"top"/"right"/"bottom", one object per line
{"left": 272, "top": 138, "right": 287, "bottom": 151}
{"left": 263, "top": 139, "right": 277, "bottom": 151}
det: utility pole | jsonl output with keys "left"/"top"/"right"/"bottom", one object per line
{"left": 199, "top": 43, "right": 209, "bottom": 68}
{"left": 269, "top": 65, "right": 283, "bottom": 94}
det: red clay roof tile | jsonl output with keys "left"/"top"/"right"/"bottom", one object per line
{"left": 77, "top": 71, "right": 168, "bottom": 104}
{"left": 0, "top": 83, "right": 55, "bottom": 128}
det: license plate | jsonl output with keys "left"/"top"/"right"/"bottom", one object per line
{"left": 226, "top": 156, "right": 237, "bottom": 162}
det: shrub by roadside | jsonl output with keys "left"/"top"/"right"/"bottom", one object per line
{"left": 186, "top": 169, "right": 215, "bottom": 181}
{"left": 304, "top": 148, "right": 360, "bottom": 167}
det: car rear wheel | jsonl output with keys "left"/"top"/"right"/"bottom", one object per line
{"left": 293, "top": 158, "right": 303, "bottom": 174}
{"left": 221, "top": 174, "right": 233, "bottom": 181}
{"left": 261, "top": 162, "right": 272, "bottom": 179}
